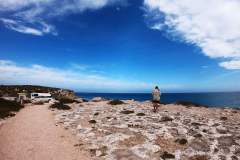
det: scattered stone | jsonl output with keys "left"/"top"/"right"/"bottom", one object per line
{"left": 175, "top": 101, "right": 205, "bottom": 107}
{"left": 74, "top": 143, "right": 83, "bottom": 147}
{"left": 89, "top": 120, "right": 97, "bottom": 124}
{"left": 189, "top": 139, "right": 210, "bottom": 152}
{"left": 218, "top": 136, "right": 235, "bottom": 147}
{"left": 108, "top": 99, "right": 125, "bottom": 105}
{"left": 188, "top": 155, "right": 210, "bottom": 160}
{"left": 214, "top": 148, "right": 219, "bottom": 153}
{"left": 136, "top": 113, "right": 145, "bottom": 116}
{"left": 118, "top": 134, "right": 146, "bottom": 147}
{"left": 218, "top": 155, "right": 226, "bottom": 160}
{"left": 94, "top": 112, "right": 99, "bottom": 116}
{"left": 74, "top": 98, "right": 84, "bottom": 103}
{"left": 175, "top": 138, "right": 188, "bottom": 145}
{"left": 193, "top": 133, "right": 203, "bottom": 138}
{"left": 91, "top": 97, "right": 105, "bottom": 102}
{"left": 231, "top": 155, "right": 238, "bottom": 160}
{"left": 234, "top": 147, "right": 240, "bottom": 156}
{"left": 131, "top": 143, "right": 161, "bottom": 159}
{"left": 232, "top": 110, "right": 238, "bottom": 114}
{"left": 95, "top": 150, "right": 102, "bottom": 157}
{"left": 212, "top": 123, "right": 220, "bottom": 127}
{"left": 120, "top": 110, "right": 134, "bottom": 114}
{"left": 220, "top": 116, "right": 228, "bottom": 121}
{"left": 202, "top": 129, "right": 208, "bottom": 133}
{"left": 221, "top": 147, "right": 230, "bottom": 154}
{"left": 160, "top": 152, "right": 175, "bottom": 159}
{"left": 216, "top": 127, "right": 228, "bottom": 134}
{"left": 54, "top": 100, "right": 240, "bottom": 160}
{"left": 89, "top": 149, "right": 97, "bottom": 156}
{"left": 183, "top": 119, "right": 191, "bottom": 125}
{"left": 191, "top": 122, "right": 202, "bottom": 126}
{"left": 113, "top": 149, "right": 143, "bottom": 160}
{"left": 160, "top": 116, "right": 173, "bottom": 122}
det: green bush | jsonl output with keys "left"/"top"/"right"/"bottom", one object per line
{"left": 49, "top": 102, "right": 71, "bottom": 110}
{"left": 0, "top": 98, "right": 24, "bottom": 118}
{"left": 108, "top": 99, "right": 125, "bottom": 105}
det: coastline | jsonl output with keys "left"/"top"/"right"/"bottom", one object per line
{"left": 76, "top": 92, "right": 240, "bottom": 108}
{"left": 1, "top": 85, "right": 240, "bottom": 159}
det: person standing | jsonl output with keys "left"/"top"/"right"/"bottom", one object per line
{"left": 152, "top": 86, "right": 161, "bottom": 112}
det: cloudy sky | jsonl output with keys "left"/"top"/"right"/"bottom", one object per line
{"left": 0, "top": 0, "right": 240, "bottom": 92}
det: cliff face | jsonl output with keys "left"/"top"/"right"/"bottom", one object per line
{"left": 0, "top": 85, "right": 75, "bottom": 99}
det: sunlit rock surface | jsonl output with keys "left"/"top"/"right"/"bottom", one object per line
{"left": 54, "top": 100, "right": 240, "bottom": 160}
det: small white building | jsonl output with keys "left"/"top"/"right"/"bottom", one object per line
{"left": 18, "top": 93, "right": 27, "bottom": 104}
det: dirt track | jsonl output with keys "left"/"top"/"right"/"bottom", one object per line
{"left": 0, "top": 104, "right": 90, "bottom": 160}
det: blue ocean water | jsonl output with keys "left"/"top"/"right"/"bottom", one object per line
{"left": 76, "top": 92, "right": 240, "bottom": 108}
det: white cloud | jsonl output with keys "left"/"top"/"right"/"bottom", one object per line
{"left": 0, "top": 0, "right": 52, "bottom": 11}
{"left": 144, "top": 0, "right": 240, "bottom": 70}
{"left": 0, "top": 60, "right": 153, "bottom": 92}
{"left": 0, "top": 18, "right": 57, "bottom": 36}
{"left": 219, "top": 60, "right": 240, "bottom": 70}
{"left": 0, "top": 0, "right": 126, "bottom": 35}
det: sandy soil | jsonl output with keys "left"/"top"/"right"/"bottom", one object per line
{"left": 0, "top": 104, "right": 90, "bottom": 160}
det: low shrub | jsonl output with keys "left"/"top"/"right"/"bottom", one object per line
{"left": 49, "top": 102, "right": 71, "bottom": 110}
{"left": 89, "top": 120, "right": 97, "bottom": 124}
{"left": 58, "top": 97, "right": 78, "bottom": 104}
{"left": 160, "top": 152, "right": 175, "bottom": 159}
{"left": 108, "top": 99, "right": 125, "bottom": 105}
{"left": 175, "top": 101, "right": 208, "bottom": 108}
{"left": 23, "top": 99, "right": 32, "bottom": 104}
{"left": 175, "top": 138, "right": 188, "bottom": 145}
{"left": 160, "top": 116, "right": 173, "bottom": 122}
{"left": 120, "top": 110, "right": 134, "bottom": 114}
{"left": 136, "top": 113, "right": 145, "bottom": 116}
{"left": 0, "top": 98, "right": 24, "bottom": 118}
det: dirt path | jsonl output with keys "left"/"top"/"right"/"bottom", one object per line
{"left": 0, "top": 104, "right": 90, "bottom": 160}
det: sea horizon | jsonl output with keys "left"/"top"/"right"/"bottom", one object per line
{"left": 76, "top": 92, "right": 240, "bottom": 108}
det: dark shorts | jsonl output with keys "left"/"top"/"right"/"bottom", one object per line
{"left": 152, "top": 100, "right": 160, "bottom": 104}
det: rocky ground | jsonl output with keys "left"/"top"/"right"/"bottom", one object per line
{"left": 54, "top": 100, "right": 240, "bottom": 160}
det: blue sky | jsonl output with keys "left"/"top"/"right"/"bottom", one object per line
{"left": 0, "top": 0, "right": 240, "bottom": 93}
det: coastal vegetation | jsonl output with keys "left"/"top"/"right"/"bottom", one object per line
{"left": 0, "top": 85, "right": 75, "bottom": 99}
{"left": 108, "top": 99, "right": 125, "bottom": 105}
{"left": 49, "top": 102, "right": 71, "bottom": 110}
{"left": 58, "top": 97, "right": 80, "bottom": 104}
{"left": 0, "top": 98, "right": 23, "bottom": 118}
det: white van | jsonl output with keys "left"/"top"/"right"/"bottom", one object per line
{"left": 31, "top": 93, "right": 53, "bottom": 102}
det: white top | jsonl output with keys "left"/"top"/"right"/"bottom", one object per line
{"left": 152, "top": 89, "right": 161, "bottom": 101}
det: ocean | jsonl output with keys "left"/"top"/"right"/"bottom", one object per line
{"left": 76, "top": 92, "right": 240, "bottom": 108}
